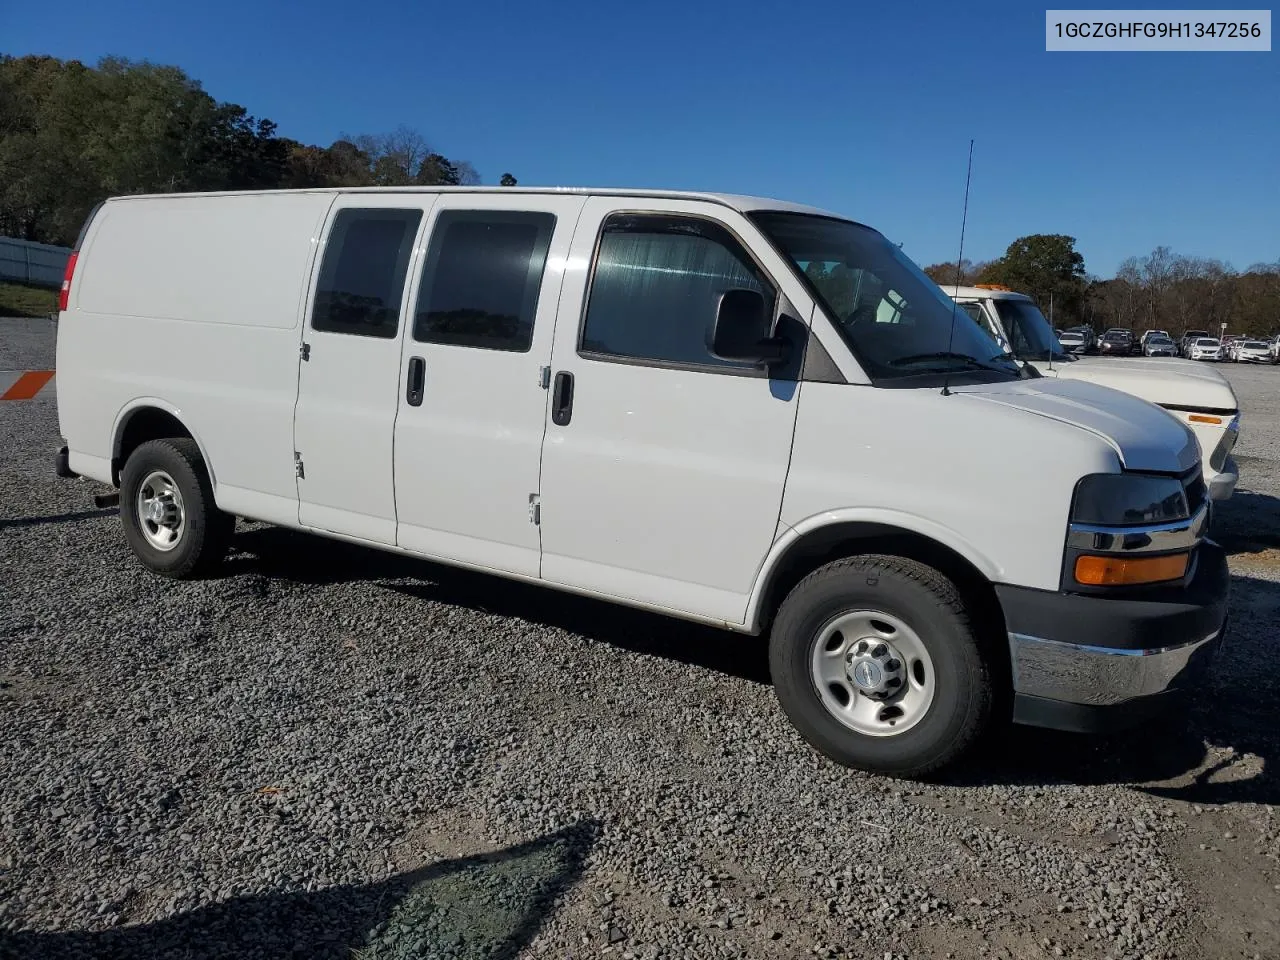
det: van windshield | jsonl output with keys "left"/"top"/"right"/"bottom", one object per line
{"left": 750, "top": 212, "right": 1020, "bottom": 383}
{"left": 990, "top": 298, "right": 1072, "bottom": 361}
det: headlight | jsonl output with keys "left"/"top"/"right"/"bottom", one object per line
{"left": 1070, "top": 473, "right": 1189, "bottom": 526}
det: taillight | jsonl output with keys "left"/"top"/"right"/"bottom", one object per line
{"left": 58, "top": 251, "right": 79, "bottom": 312}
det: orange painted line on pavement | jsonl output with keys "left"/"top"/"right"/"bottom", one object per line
{"left": 1, "top": 370, "right": 55, "bottom": 400}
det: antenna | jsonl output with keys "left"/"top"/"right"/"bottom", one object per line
{"left": 1047, "top": 291, "right": 1055, "bottom": 372}
{"left": 941, "top": 139, "right": 975, "bottom": 397}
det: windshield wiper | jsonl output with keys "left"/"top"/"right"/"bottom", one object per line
{"left": 890, "top": 351, "right": 999, "bottom": 369}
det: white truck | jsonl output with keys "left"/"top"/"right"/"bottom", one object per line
{"left": 946, "top": 285, "right": 1240, "bottom": 501}
{"left": 53, "top": 188, "right": 1229, "bottom": 778}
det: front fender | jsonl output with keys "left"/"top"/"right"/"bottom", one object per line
{"left": 744, "top": 507, "right": 1002, "bottom": 631}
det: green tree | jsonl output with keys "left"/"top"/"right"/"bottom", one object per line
{"left": 0, "top": 54, "right": 290, "bottom": 243}
{"left": 500, "top": 172, "right": 517, "bottom": 186}
{"left": 978, "top": 234, "right": 1087, "bottom": 325}
{"left": 417, "top": 152, "right": 461, "bottom": 185}
{"left": 0, "top": 53, "right": 532, "bottom": 242}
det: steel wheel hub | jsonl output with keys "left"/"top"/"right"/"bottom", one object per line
{"left": 136, "top": 470, "right": 186, "bottom": 552}
{"left": 810, "top": 609, "right": 937, "bottom": 738}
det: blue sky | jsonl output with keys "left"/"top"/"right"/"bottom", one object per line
{"left": 3, "top": 0, "right": 1275, "bottom": 276}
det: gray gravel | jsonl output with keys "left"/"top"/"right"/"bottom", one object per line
{"left": 0, "top": 315, "right": 57, "bottom": 373}
{"left": 2, "top": 322, "right": 1278, "bottom": 959}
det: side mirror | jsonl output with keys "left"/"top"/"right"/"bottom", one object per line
{"left": 710, "top": 288, "right": 790, "bottom": 366}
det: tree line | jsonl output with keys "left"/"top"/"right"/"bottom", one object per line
{"left": 0, "top": 54, "right": 519, "bottom": 247}
{"left": 3, "top": 54, "right": 1275, "bottom": 335}
{"left": 922, "top": 234, "right": 1279, "bottom": 339}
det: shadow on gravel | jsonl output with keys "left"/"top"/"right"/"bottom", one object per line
{"left": 0, "top": 820, "right": 599, "bottom": 960}
{"left": 1212, "top": 489, "right": 1280, "bottom": 556}
{"left": 0, "top": 506, "right": 117, "bottom": 530}
{"left": 226, "top": 525, "right": 773, "bottom": 686}
{"left": 225, "top": 527, "right": 1274, "bottom": 801}
{"left": 953, "top": 573, "right": 1280, "bottom": 806}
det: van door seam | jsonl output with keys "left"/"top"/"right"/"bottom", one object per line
{"left": 531, "top": 196, "right": 592, "bottom": 579}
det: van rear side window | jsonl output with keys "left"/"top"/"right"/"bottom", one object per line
{"left": 413, "top": 210, "right": 556, "bottom": 352}
{"left": 311, "top": 208, "right": 423, "bottom": 338}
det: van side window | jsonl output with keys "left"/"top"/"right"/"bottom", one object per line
{"left": 311, "top": 208, "right": 423, "bottom": 338}
{"left": 580, "top": 214, "right": 776, "bottom": 370}
{"left": 958, "top": 301, "right": 997, "bottom": 338}
{"left": 413, "top": 210, "right": 556, "bottom": 352}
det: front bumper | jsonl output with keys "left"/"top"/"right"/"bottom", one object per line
{"left": 1175, "top": 412, "right": 1239, "bottom": 501}
{"left": 1208, "top": 455, "right": 1238, "bottom": 501}
{"left": 997, "top": 540, "right": 1229, "bottom": 733}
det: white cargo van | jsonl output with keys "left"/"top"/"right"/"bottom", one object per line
{"left": 54, "top": 188, "right": 1229, "bottom": 777}
{"left": 946, "top": 285, "right": 1240, "bottom": 501}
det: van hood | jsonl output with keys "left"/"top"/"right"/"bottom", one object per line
{"left": 954, "top": 377, "right": 1200, "bottom": 473}
{"left": 1033, "top": 356, "right": 1238, "bottom": 411}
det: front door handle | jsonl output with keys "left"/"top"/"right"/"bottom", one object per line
{"left": 406, "top": 356, "right": 425, "bottom": 407}
{"left": 551, "top": 370, "right": 574, "bottom": 426}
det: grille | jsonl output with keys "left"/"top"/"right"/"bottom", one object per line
{"left": 1181, "top": 465, "right": 1207, "bottom": 516}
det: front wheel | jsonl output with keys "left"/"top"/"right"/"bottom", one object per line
{"left": 769, "top": 555, "right": 994, "bottom": 779}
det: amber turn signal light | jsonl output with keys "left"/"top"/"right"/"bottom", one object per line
{"left": 1075, "top": 552, "right": 1189, "bottom": 586}
{"left": 1188, "top": 414, "right": 1223, "bottom": 425}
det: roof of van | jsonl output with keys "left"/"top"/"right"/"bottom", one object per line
{"left": 938, "top": 284, "right": 1034, "bottom": 302}
{"left": 99, "top": 186, "right": 848, "bottom": 219}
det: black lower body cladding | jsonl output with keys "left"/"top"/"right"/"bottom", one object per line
{"left": 997, "top": 541, "right": 1229, "bottom": 733}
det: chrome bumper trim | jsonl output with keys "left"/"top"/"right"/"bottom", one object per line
{"left": 1008, "top": 629, "right": 1222, "bottom": 707}
{"left": 1066, "top": 502, "right": 1209, "bottom": 554}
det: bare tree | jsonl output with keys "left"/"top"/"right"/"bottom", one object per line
{"left": 1138, "top": 246, "right": 1177, "bottom": 326}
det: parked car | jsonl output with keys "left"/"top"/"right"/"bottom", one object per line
{"left": 1271, "top": 334, "right": 1280, "bottom": 363}
{"left": 1140, "top": 329, "right": 1170, "bottom": 349}
{"left": 1189, "top": 337, "right": 1222, "bottom": 361}
{"left": 1057, "top": 328, "right": 1091, "bottom": 354}
{"left": 946, "top": 285, "right": 1240, "bottom": 500}
{"left": 54, "top": 186, "right": 1229, "bottom": 778}
{"left": 1143, "top": 335, "right": 1177, "bottom": 357}
{"left": 1233, "top": 339, "right": 1272, "bottom": 363}
{"left": 1098, "top": 330, "right": 1136, "bottom": 355}
{"left": 1180, "top": 330, "right": 1209, "bottom": 357}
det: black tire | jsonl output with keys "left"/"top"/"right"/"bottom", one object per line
{"left": 119, "top": 438, "right": 233, "bottom": 578}
{"left": 769, "top": 555, "right": 993, "bottom": 779}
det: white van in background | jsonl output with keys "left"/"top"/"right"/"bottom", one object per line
{"left": 946, "top": 285, "right": 1240, "bottom": 501}
{"left": 54, "top": 187, "right": 1229, "bottom": 778}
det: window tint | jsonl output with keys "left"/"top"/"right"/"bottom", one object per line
{"left": 751, "top": 212, "right": 1020, "bottom": 382}
{"left": 580, "top": 215, "right": 775, "bottom": 369}
{"left": 312, "top": 208, "right": 422, "bottom": 338}
{"left": 413, "top": 210, "right": 556, "bottom": 351}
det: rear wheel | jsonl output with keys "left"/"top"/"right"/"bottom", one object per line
{"left": 119, "top": 438, "right": 233, "bottom": 578}
{"left": 769, "top": 555, "right": 993, "bottom": 778}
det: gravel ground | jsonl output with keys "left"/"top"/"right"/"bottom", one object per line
{"left": 2, "top": 319, "right": 1277, "bottom": 960}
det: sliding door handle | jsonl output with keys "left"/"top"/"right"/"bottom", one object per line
{"left": 406, "top": 356, "right": 425, "bottom": 407}
{"left": 551, "top": 370, "right": 574, "bottom": 426}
